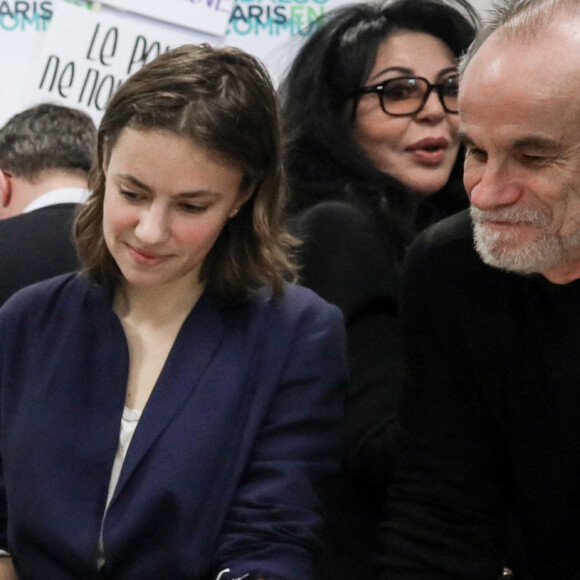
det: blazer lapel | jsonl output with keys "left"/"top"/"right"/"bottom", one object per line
{"left": 110, "top": 293, "right": 227, "bottom": 502}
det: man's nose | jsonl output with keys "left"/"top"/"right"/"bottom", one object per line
{"left": 467, "top": 164, "right": 524, "bottom": 210}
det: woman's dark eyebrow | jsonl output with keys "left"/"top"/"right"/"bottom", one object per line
{"left": 369, "top": 65, "right": 458, "bottom": 84}
{"left": 116, "top": 173, "right": 153, "bottom": 193}
{"left": 368, "top": 66, "right": 413, "bottom": 83}
{"left": 117, "top": 173, "right": 224, "bottom": 199}
{"left": 436, "top": 66, "right": 458, "bottom": 79}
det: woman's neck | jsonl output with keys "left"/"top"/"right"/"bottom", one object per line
{"left": 112, "top": 278, "right": 205, "bottom": 411}
{"left": 113, "top": 278, "right": 205, "bottom": 328}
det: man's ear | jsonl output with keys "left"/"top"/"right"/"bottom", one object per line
{"left": 0, "top": 169, "right": 12, "bottom": 209}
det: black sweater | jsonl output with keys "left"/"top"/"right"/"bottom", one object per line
{"left": 378, "top": 209, "right": 580, "bottom": 578}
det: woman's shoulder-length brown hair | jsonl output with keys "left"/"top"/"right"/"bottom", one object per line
{"left": 74, "top": 43, "right": 298, "bottom": 302}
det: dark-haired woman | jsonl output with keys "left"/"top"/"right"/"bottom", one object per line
{"left": 0, "top": 44, "right": 347, "bottom": 580}
{"left": 279, "top": 1, "right": 478, "bottom": 577}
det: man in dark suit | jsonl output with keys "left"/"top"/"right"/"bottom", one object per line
{"left": 0, "top": 103, "right": 96, "bottom": 306}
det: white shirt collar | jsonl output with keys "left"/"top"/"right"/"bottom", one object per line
{"left": 23, "top": 187, "right": 90, "bottom": 214}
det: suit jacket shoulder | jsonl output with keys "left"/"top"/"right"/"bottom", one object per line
{"left": 0, "top": 204, "right": 80, "bottom": 306}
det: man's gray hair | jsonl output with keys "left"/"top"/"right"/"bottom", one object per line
{"left": 459, "top": 0, "right": 580, "bottom": 77}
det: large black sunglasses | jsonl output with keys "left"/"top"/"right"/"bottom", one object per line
{"left": 352, "top": 75, "right": 459, "bottom": 116}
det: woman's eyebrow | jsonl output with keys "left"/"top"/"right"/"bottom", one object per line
{"left": 369, "top": 65, "right": 458, "bottom": 84}
{"left": 116, "top": 173, "right": 226, "bottom": 199}
{"left": 436, "top": 66, "right": 458, "bottom": 79}
{"left": 368, "top": 66, "right": 413, "bottom": 83}
{"left": 116, "top": 173, "right": 153, "bottom": 193}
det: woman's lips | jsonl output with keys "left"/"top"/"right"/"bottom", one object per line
{"left": 127, "top": 244, "right": 170, "bottom": 266}
{"left": 405, "top": 137, "right": 450, "bottom": 165}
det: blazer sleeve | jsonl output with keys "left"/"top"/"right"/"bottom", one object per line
{"left": 213, "top": 293, "right": 348, "bottom": 580}
{"left": 377, "top": 225, "right": 509, "bottom": 579}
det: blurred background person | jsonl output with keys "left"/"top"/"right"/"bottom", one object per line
{"left": 0, "top": 44, "right": 347, "bottom": 580}
{"left": 279, "top": 0, "right": 478, "bottom": 577}
{"left": 0, "top": 102, "right": 96, "bottom": 305}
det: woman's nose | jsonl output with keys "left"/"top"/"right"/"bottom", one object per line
{"left": 135, "top": 205, "right": 170, "bottom": 244}
{"left": 416, "top": 87, "right": 449, "bottom": 122}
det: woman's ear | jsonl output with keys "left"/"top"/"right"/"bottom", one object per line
{"left": 229, "top": 183, "right": 255, "bottom": 218}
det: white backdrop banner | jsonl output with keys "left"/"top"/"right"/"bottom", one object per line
{"left": 226, "top": 0, "right": 351, "bottom": 86}
{"left": 0, "top": 2, "right": 54, "bottom": 127}
{"left": 19, "top": 0, "right": 215, "bottom": 125}
{"left": 97, "top": 0, "right": 234, "bottom": 37}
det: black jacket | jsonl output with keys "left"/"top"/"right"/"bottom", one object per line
{"left": 0, "top": 203, "right": 80, "bottom": 307}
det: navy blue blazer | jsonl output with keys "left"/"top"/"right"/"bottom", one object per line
{"left": 0, "top": 273, "right": 347, "bottom": 580}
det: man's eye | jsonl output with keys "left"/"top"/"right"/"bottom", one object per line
{"left": 522, "top": 154, "right": 546, "bottom": 164}
{"left": 466, "top": 147, "right": 487, "bottom": 161}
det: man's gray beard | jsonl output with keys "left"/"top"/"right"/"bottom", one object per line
{"left": 470, "top": 205, "right": 580, "bottom": 274}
